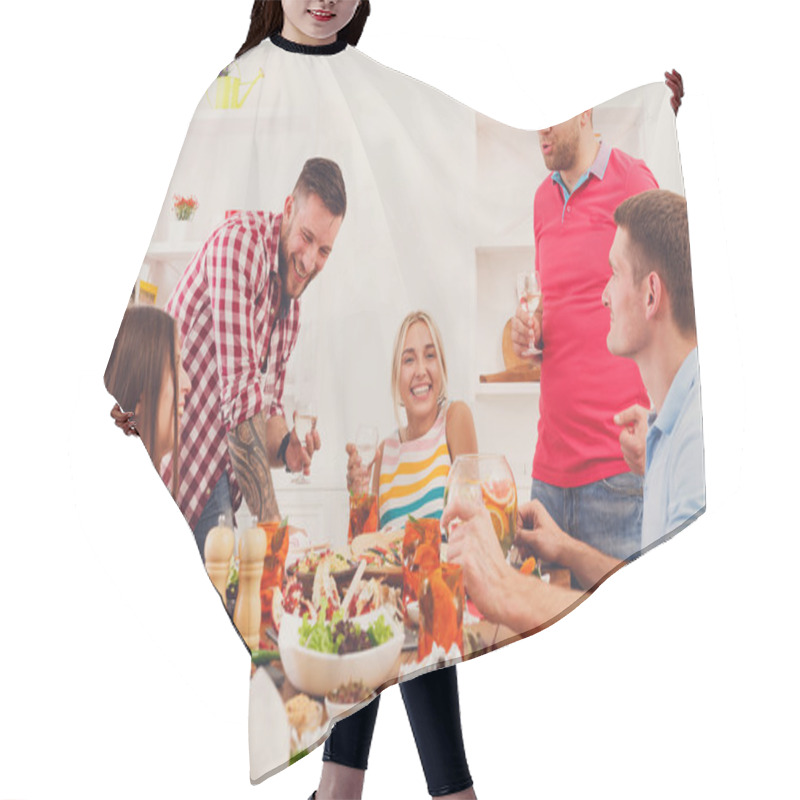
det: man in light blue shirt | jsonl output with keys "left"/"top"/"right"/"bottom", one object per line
{"left": 443, "top": 190, "right": 706, "bottom": 631}
{"left": 603, "top": 189, "right": 705, "bottom": 551}
{"left": 641, "top": 346, "right": 704, "bottom": 549}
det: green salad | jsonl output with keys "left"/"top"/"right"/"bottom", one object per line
{"left": 298, "top": 604, "right": 394, "bottom": 655}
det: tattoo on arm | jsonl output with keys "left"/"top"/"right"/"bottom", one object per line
{"left": 227, "top": 410, "right": 280, "bottom": 522}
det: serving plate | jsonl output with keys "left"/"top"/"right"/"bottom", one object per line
{"left": 285, "top": 551, "right": 357, "bottom": 597}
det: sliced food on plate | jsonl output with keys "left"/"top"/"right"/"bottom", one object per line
{"left": 350, "top": 528, "right": 404, "bottom": 573}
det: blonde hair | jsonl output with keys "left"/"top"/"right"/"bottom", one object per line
{"left": 390, "top": 311, "right": 448, "bottom": 434}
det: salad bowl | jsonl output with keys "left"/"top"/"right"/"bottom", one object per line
{"left": 278, "top": 608, "right": 403, "bottom": 697}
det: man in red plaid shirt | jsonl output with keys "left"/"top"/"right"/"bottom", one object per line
{"left": 164, "top": 157, "right": 347, "bottom": 557}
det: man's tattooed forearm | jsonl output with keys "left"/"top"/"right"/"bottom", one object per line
{"left": 227, "top": 412, "right": 280, "bottom": 522}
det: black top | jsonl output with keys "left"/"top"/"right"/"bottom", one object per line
{"left": 269, "top": 33, "right": 348, "bottom": 56}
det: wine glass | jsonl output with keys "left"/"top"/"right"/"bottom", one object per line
{"left": 516, "top": 271, "right": 540, "bottom": 357}
{"left": 292, "top": 390, "right": 316, "bottom": 485}
{"left": 354, "top": 424, "right": 379, "bottom": 492}
{"left": 443, "top": 454, "right": 518, "bottom": 561}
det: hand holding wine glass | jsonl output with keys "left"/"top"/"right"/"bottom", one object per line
{"left": 346, "top": 424, "right": 380, "bottom": 542}
{"left": 444, "top": 454, "right": 518, "bottom": 560}
{"left": 515, "top": 271, "right": 541, "bottom": 358}
{"left": 291, "top": 391, "right": 319, "bottom": 484}
{"left": 352, "top": 424, "right": 378, "bottom": 493}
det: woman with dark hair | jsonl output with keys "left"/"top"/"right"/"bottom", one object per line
{"left": 106, "top": 305, "right": 191, "bottom": 498}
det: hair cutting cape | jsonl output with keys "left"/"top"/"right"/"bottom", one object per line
{"left": 105, "top": 34, "right": 704, "bottom": 783}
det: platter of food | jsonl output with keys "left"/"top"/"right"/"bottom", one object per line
{"left": 349, "top": 528, "right": 404, "bottom": 586}
{"left": 285, "top": 546, "right": 356, "bottom": 595}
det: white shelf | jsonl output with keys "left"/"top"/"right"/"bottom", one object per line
{"left": 475, "top": 381, "right": 540, "bottom": 397}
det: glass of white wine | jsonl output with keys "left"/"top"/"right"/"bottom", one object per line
{"left": 353, "top": 424, "right": 379, "bottom": 492}
{"left": 516, "top": 271, "right": 540, "bottom": 357}
{"left": 292, "top": 392, "right": 317, "bottom": 485}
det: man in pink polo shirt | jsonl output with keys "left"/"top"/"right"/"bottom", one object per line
{"left": 512, "top": 109, "right": 657, "bottom": 564}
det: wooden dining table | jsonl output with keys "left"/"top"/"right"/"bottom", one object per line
{"left": 243, "top": 555, "right": 575, "bottom": 780}
{"left": 256, "top": 617, "right": 518, "bottom": 707}
{"left": 238, "top": 526, "right": 575, "bottom": 770}
{"left": 251, "top": 561, "right": 571, "bottom": 707}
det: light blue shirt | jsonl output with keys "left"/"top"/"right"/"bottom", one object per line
{"left": 642, "top": 347, "right": 706, "bottom": 549}
{"left": 551, "top": 141, "right": 612, "bottom": 220}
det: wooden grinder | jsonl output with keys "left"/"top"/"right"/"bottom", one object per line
{"left": 204, "top": 514, "right": 234, "bottom": 600}
{"left": 233, "top": 518, "right": 267, "bottom": 651}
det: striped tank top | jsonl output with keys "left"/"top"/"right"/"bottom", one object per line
{"left": 378, "top": 403, "right": 451, "bottom": 528}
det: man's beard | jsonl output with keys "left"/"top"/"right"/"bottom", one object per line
{"left": 277, "top": 235, "right": 289, "bottom": 287}
{"left": 276, "top": 236, "right": 296, "bottom": 310}
{"left": 543, "top": 129, "right": 580, "bottom": 173}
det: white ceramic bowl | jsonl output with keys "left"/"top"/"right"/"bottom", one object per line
{"left": 278, "top": 608, "right": 403, "bottom": 697}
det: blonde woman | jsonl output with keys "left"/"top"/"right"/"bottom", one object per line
{"left": 349, "top": 311, "right": 477, "bottom": 525}
{"left": 318, "top": 311, "right": 479, "bottom": 800}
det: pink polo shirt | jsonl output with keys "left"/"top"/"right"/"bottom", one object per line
{"left": 533, "top": 144, "right": 656, "bottom": 487}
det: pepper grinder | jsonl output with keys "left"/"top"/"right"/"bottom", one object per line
{"left": 204, "top": 514, "right": 234, "bottom": 600}
{"left": 233, "top": 517, "right": 266, "bottom": 651}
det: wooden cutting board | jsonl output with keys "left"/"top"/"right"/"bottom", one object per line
{"left": 479, "top": 320, "right": 541, "bottom": 382}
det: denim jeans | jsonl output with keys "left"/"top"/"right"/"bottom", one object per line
{"left": 531, "top": 472, "right": 643, "bottom": 562}
{"left": 193, "top": 472, "right": 234, "bottom": 561}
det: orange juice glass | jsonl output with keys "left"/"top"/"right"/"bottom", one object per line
{"left": 402, "top": 517, "right": 441, "bottom": 626}
{"left": 348, "top": 492, "right": 378, "bottom": 543}
{"left": 418, "top": 563, "right": 464, "bottom": 660}
{"left": 481, "top": 478, "right": 517, "bottom": 557}
{"left": 258, "top": 520, "right": 288, "bottom": 628}
{"left": 444, "top": 455, "right": 517, "bottom": 557}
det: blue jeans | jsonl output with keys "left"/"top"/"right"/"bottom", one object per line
{"left": 193, "top": 472, "right": 234, "bottom": 561}
{"left": 531, "top": 472, "right": 643, "bottom": 562}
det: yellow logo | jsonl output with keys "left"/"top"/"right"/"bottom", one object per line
{"left": 208, "top": 66, "right": 264, "bottom": 110}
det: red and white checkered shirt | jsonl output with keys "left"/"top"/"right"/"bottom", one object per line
{"left": 163, "top": 211, "right": 300, "bottom": 529}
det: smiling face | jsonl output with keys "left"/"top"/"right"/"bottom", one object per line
{"left": 278, "top": 191, "right": 343, "bottom": 299}
{"left": 152, "top": 339, "right": 191, "bottom": 466}
{"left": 281, "top": 0, "right": 361, "bottom": 45}
{"left": 538, "top": 116, "right": 582, "bottom": 173}
{"left": 398, "top": 321, "right": 444, "bottom": 427}
{"left": 602, "top": 226, "right": 649, "bottom": 359}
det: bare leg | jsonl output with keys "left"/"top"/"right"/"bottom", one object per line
{"left": 315, "top": 762, "right": 366, "bottom": 800}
